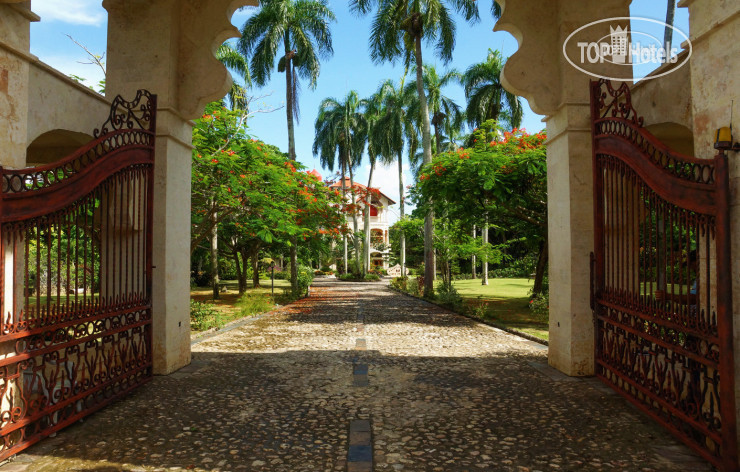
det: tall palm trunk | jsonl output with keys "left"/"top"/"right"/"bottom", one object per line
{"left": 341, "top": 160, "right": 348, "bottom": 274}
{"left": 432, "top": 112, "right": 444, "bottom": 155}
{"left": 363, "top": 162, "right": 375, "bottom": 274}
{"left": 414, "top": 33, "right": 435, "bottom": 296}
{"left": 348, "top": 161, "right": 360, "bottom": 274}
{"left": 210, "top": 200, "right": 220, "bottom": 299}
{"left": 284, "top": 41, "right": 297, "bottom": 160}
{"left": 471, "top": 225, "right": 477, "bottom": 279}
{"left": 664, "top": 0, "right": 676, "bottom": 53}
{"left": 398, "top": 152, "right": 406, "bottom": 277}
{"left": 481, "top": 212, "right": 489, "bottom": 286}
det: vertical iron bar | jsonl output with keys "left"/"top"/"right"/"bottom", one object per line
{"left": 713, "top": 152, "right": 737, "bottom": 471}
{"left": 24, "top": 224, "right": 29, "bottom": 323}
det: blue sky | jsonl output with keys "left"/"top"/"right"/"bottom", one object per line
{"left": 30, "top": 0, "right": 688, "bottom": 222}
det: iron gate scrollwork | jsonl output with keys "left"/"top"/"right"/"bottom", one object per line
{"left": 590, "top": 79, "right": 737, "bottom": 471}
{"left": 0, "top": 91, "right": 156, "bottom": 460}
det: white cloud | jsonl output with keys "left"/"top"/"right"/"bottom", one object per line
{"left": 33, "top": 0, "right": 106, "bottom": 26}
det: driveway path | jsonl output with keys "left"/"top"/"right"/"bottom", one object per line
{"left": 5, "top": 280, "right": 710, "bottom": 472}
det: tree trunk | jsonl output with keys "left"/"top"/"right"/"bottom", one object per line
{"left": 239, "top": 248, "right": 249, "bottom": 294}
{"left": 471, "top": 225, "right": 477, "bottom": 279}
{"left": 284, "top": 43, "right": 297, "bottom": 160}
{"left": 532, "top": 238, "right": 548, "bottom": 295}
{"left": 481, "top": 213, "right": 489, "bottom": 286}
{"left": 398, "top": 152, "right": 406, "bottom": 278}
{"left": 210, "top": 202, "right": 220, "bottom": 299}
{"left": 348, "top": 162, "right": 360, "bottom": 274}
{"left": 290, "top": 236, "right": 298, "bottom": 294}
{"left": 415, "top": 34, "right": 435, "bottom": 297}
{"left": 341, "top": 160, "right": 349, "bottom": 274}
{"left": 251, "top": 250, "right": 260, "bottom": 288}
{"left": 364, "top": 161, "right": 375, "bottom": 274}
{"left": 234, "top": 249, "right": 244, "bottom": 294}
{"left": 664, "top": 0, "right": 676, "bottom": 54}
{"left": 433, "top": 118, "right": 443, "bottom": 156}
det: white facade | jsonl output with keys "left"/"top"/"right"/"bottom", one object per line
{"left": 330, "top": 179, "right": 395, "bottom": 271}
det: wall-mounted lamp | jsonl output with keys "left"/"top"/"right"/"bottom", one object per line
{"left": 715, "top": 100, "right": 740, "bottom": 152}
{"left": 715, "top": 126, "right": 740, "bottom": 152}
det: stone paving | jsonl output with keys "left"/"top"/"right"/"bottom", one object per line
{"left": 4, "top": 280, "right": 712, "bottom": 472}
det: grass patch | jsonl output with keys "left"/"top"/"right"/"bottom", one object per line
{"left": 452, "top": 278, "right": 548, "bottom": 341}
{"left": 190, "top": 278, "right": 291, "bottom": 333}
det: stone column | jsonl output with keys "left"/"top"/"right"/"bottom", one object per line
{"left": 543, "top": 104, "right": 595, "bottom": 375}
{"left": 103, "top": 0, "right": 253, "bottom": 374}
{"left": 0, "top": 1, "right": 37, "bottom": 169}
{"left": 679, "top": 0, "right": 740, "bottom": 453}
{"left": 495, "top": 0, "right": 631, "bottom": 376}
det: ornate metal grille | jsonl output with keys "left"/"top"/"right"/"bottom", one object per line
{"left": 590, "top": 79, "right": 737, "bottom": 471}
{"left": 0, "top": 91, "right": 156, "bottom": 460}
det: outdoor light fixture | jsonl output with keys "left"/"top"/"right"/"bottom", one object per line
{"left": 715, "top": 101, "right": 740, "bottom": 152}
{"left": 715, "top": 127, "right": 740, "bottom": 152}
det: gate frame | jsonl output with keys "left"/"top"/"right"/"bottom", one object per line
{"left": 0, "top": 90, "right": 157, "bottom": 460}
{"left": 590, "top": 78, "right": 738, "bottom": 471}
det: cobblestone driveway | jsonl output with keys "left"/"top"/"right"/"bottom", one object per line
{"left": 6, "top": 280, "right": 711, "bottom": 472}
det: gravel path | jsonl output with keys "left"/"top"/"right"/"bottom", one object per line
{"left": 6, "top": 280, "right": 711, "bottom": 472}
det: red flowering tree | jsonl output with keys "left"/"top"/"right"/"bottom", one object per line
{"left": 414, "top": 121, "right": 549, "bottom": 294}
{"left": 192, "top": 103, "right": 345, "bottom": 296}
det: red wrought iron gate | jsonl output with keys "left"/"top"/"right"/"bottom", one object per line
{"left": 0, "top": 91, "right": 156, "bottom": 459}
{"left": 590, "top": 79, "right": 738, "bottom": 471}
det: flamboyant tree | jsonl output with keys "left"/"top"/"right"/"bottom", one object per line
{"left": 414, "top": 123, "right": 548, "bottom": 293}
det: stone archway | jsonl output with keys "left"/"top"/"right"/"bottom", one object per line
{"left": 26, "top": 129, "right": 94, "bottom": 165}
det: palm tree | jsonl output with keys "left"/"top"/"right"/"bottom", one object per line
{"left": 238, "top": 0, "right": 335, "bottom": 159}
{"left": 313, "top": 91, "right": 367, "bottom": 273}
{"left": 361, "top": 90, "right": 384, "bottom": 275}
{"left": 217, "top": 43, "right": 252, "bottom": 111}
{"left": 373, "top": 77, "right": 417, "bottom": 278}
{"left": 376, "top": 78, "right": 414, "bottom": 269}
{"left": 406, "top": 64, "right": 463, "bottom": 155}
{"left": 462, "top": 49, "right": 523, "bottom": 130}
{"left": 351, "top": 0, "right": 479, "bottom": 295}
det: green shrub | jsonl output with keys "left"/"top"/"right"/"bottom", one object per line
{"left": 339, "top": 273, "right": 355, "bottom": 281}
{"left": 435, "top": 282, "right": 462, "bottom": 309}
{"left": 529, "top": 292, "right": 549, "bottom": 321}
{"left": 238, "top": 292, "right": 274, "bottom": 317}
{"left": 467, "top": 300, "right": 488, "bottom": 319}
{"left": 364, "top": 273, "right": 380, "bottom": 281}
{"left": 406, "top": 278, "right": 421, "bottom": 296}
{"left": 390, "top": 276, "right": 408, "bottom": 291}
{"left": 320, "top": 266, "right": 332, "bottom": 272}
{"left": 190, "top": 300, "right": 223, "bottom": 331}
{"left": 273, "top": 270, "right": 288, "bottom": 280}
{"left": 293, "top": 265, "right": 314, "bottom": 297}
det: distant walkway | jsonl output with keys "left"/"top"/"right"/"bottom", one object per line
{"left": 6, "top": 280, "right": 710, "bottom": 471}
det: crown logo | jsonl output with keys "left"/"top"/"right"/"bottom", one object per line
{"left": 609, "top": 25, "right": 630, "bottom": 63}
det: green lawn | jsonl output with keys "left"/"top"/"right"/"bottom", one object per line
{"left": 190, "top": 278, "right": 291, "bottom": 332}
{"left": 452, "top": 278, "right": 548, "bottom": 341}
